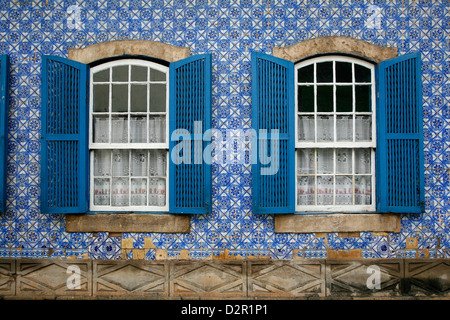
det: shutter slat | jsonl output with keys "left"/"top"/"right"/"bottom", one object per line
{"left": 377, "top": 52, "right": 424, "bottom": 213}
{"left": 41, "top": 55, "right": 89, "bottom": 214}
{"left": 169, "top": 54, "right": 212, "bottom": 214}
{"left": 251, "top": 52, "right": 295, "bottom": 214}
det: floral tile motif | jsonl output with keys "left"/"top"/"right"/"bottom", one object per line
{"left": 0, "top": 0, "right": 449, "bottom": 260}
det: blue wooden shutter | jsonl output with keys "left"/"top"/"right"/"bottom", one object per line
{"left": 169, "top": 54, "right": 212, "bottom": 214}
{"left": 0, "top": 55, "right": 9, "bottom": 213}
{"left": 251, "top": 52, "right": 295, "bottom": 214}
{"left": 377, "top": 52, "right": 424, "bottom": 213}
{"left": 40, "top": 55, "right": 89, "bottom": 214}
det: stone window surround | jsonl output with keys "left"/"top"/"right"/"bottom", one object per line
{"left": 65, "top": 37, "right": 401, "bottom": 234}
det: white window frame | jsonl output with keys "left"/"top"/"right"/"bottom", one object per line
{"left": 295, "top": 55, "right": 376, "bottom": 213}
{"left": 89, "top": 59, "right": 169, "bottom": 212}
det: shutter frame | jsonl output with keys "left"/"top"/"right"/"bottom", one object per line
{"left": 169, "top": 54, "right": 212, "bottom": 214}
{"left": 251, "top": 52, "right": 295, "bottom": 214}
{"left": 377, "top": 52, "right": 424, "bottom": 213}
{"left": 0, "top": 55, "right": 9, "bottom": 213}
{"left": 40, "top": 55, "right": 89, "bottom": 214}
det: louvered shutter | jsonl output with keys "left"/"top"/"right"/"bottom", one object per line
{"left": 40, "top": 55, "right": 89, "bottom": 214}
{"left": 169, "top": 54, "right": 212, "bottom": 214}
{"left": 0, "top": 55, "right": 9, "bottom": 213}
{"left": 377, "top": 52, "right": 424, "bottom": 213}
{"left": 251, "top": 52, "right": 295, "bottom": 214}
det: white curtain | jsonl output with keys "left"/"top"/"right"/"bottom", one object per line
{"left": 111, "top": 117, "right": 128, "bottom": 143}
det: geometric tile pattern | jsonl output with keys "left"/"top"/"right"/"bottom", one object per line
{"left": 0, "top": 0, "right": 449, "bottom": 259}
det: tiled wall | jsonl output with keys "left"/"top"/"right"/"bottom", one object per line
{"left": 0, "top": 0, "right": 449, "bottom": 260}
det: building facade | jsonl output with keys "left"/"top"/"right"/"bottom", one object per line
{"left": 0, "top": 0, "right": 449, "bottom": 299}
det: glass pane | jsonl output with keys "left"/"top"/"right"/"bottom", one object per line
{"left": 298, "top": 85, "right": 314, "bottom": 112}
{"left": 112, "top": 149, "right": 129, "bottom": 176}
{"left": 149, "top": 116, "right": 166, "bottom": 143}
{"left": 336, "top": 116, "right": 353, "bottom": 141}
{"left": 131, "top": 178, "right": 147, "bottom": 206}
{"left": 355, "top": 64, "right": 371, "bottom": 82}
{"left": 93, "top": 84, "right": 109, "bottom": 112}
{"left": 149, "top": 149, "right": 167, "bottom": 177}
{"left": 94, "top": 178, "right": 110, "bottom": 206}
{"left": 355, "top": 175, "right": 371, "bottom": 205}
{"left": 317, "top": 176, "right": 333, "bottom": 205}
{"left": 112, "top": 84, "right": 128, "bottom": 112}
{"left": 131, "top": 150, "right": 148, "bottom": 176}
{"left": 317, "top": 149, "right": 334, "bottom": 174}
{"left": 298, "top": 115, "right": 315, "bottom": 141}
{"left": 297, "top": 64, "right": 313, "bottom": 83}
{"left": 130, "top": 84, "right": 147, "bottom": 112}
{"left": 94, "top": 149, "right": 111, "bottom": 176}
{"left": 355, "top": 115, "right": 372, "bottom": 141}
{"left": 336, "top": 176, "right": 353, "bottom": 205}
{"left": 355, "top": 85, "right": 371, "bottom": 112}
{"left": 112, "top": 65, "right": 128, "bottom": 82}
{"left": 150, "top": 68, "right": 166, "bottom": 81}
{"left": 149, "top": 178, "right": 166, "bottom": 206}
{"left": 111, "top": 116, "right": 128, "bottom": 143}
{"left": 298, "top": 149, "right": 315, "bottom": 174}
{"left": 336, "top": 62, "right": 352, "bottom": 83}
{"left": 297, "top": 176, "right": 315, "bottom": 205}
{"left": 131, "top": 65, "right": 147, "bottom": 82}
{"left": 317, "top": 115, "right": 334, "bottom": 141}
{"left": 316, "top": 62, "right": 333, "bottom": 82}
{"left": 149, "top": 83, "right": 166, "bottom": 112}
{"left": 336, "top": 149, "right": 352, "bottom": 174}
{"left": 317, "top": 86, "right": 333, "bottom": 112}
{"left": 93, "top": 115, "right": 109, "bottom": 143}
{"left": 336, "top": 85, "right": 352, "bottom": 112}
{"left": 93, "top": 69, "right": 109, "bottom": 82}
{"left": 130, "top": 116, "right": 147, "bottom": 143}
{"left": 111, "top": 177, "right": 129, "bottom": 206}
{"left": 354, "top": 149, "right": 371, "bottom": 174}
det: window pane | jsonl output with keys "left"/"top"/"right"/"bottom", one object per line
{"left": 149, "top": 116, "right": 166, "bottom": 143}
{"left": 355, "top": 85, "right": 371, "bottom": 112}
{"left": 94, "top": 178, "right": 110, "bottom": 206}
{"left": 93, "top": 84, "right": 109, "bottom": 112}
{"left": 297, "top": 176, "right": 315, "bottom": 205}
{"left": 112, "top": 65, "right": 128, "bottom": 82}
{"left": 131, "top": 178, "right": 147, "bottom": 206}
{"left": 298, "top": 85, "right": 314, "bottom": 112}
{"left": 355, "top": 176, "right": 371, "bottom": 205}
{"left": 317, "top": 176, "right": 333, "bottom": 205}
{"left": 336, "top": 176, "right": 353, "bottom": 205}
{"left": 317, "top": 149, "right": 334, "bottom": 174}
{"left": 298, "top": 115, "right": 315, "bottom": 141}
{"left": 297, "top": 64, "right": 314, "bottom": 83}
{"left": 93, "top": 115, "right": 109, "bottom": 143}
{"left": 149, "top": 178, "right": 166, "bottom": 206}
{"left": 355, "top": 115, "right": 372, "bottom": 141}
{"left": 316, "top": 62, "right": 333, "bottom": 82}
{"left": 111, "top": 177, "right": 129, "bottom": 206}
{"left": 112, "top": 84, "right": 128, "bottom": 112}
{"left": 355, "top": 64, "right": 371, "bottom": 82}
{"left": 130, "top": 116, "right": 147, "bottom": 143}
{"left": 131, "top": 65, "right": 147, "bottom": 82}
{"left": 112, "top": 149, "right": 129, "bottom": 176}
{"left": 149, "top": 150, "right": 167, "bottom": 176}
{"left": 111, "top": 116, "right": 128, "bottom": 143}
{"left": 131, "top": 84, "right": 147, "bottom": 112}
{"left": 93, "top": 69, "right": 109, "bottom": 82}
{"left": 336, "top": 62, "right": 352, "bottom": 83}
{"left": 336, "top": 115, "right": 353, "bottom": 141}
{"left": 317, "top": 86, "right": 333, "bottom": 112}
{"left": 298, "top": 149, "right": 315, "bottom": 174}
{"left": 150, "top": 68, "right": 166, "bottom": 81}
{"left": 131, "top": 150, "right": 148, "bottom": 176}
{"left": 149, "top": 84, "right": 166, "bottom": 112}
{"left": 336, "top": 85, "right": 352, "bottom": 112}
{"left": 336, "top": 149, "right": 352, "bottom": 174}
{"left": 354, "top": 149, "right": 371, "bottom": 174}
{"left": 94, "top": 149, "right": 111, "bottom": 176}
{"left": 317, "top": 115, "right": 334, "bottom": 141}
